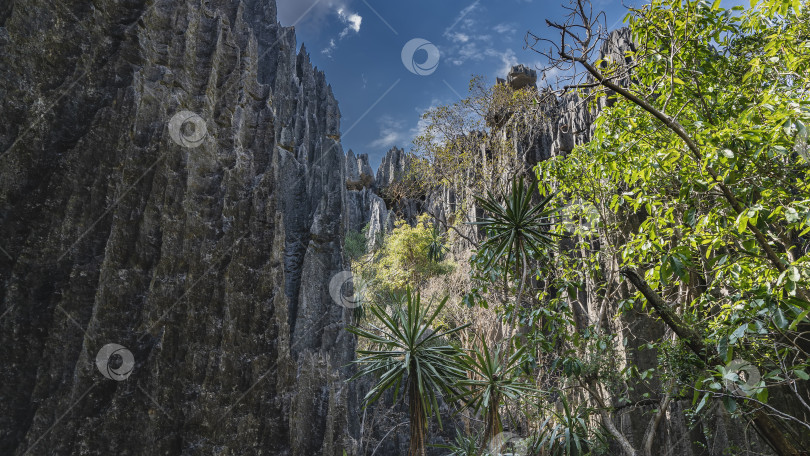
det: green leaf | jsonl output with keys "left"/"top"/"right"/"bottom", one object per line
{"left": 695, "top": 392, "right": 709, "bottom": 413}
{"left": 757, "top": 387, "right": 769, "bottom": 403}
{"left": 737, "top": 213, "right": 749, "bottom": 234}
{"left": 686, "top": 208, "right": 697, "bottom": 227}
{"left": 790, "top": 266, "right": 801, "bottom": 282}
{"left": 790, "top": 309, "right": 810, "bottom": 331}
{"left": 718, "top": 335, "right": 730, "bottom": 362}
{"left": 722, "top": 396, "right": 737, "bottom": 413}
{"left": 785, "top": 207, "right": 800, "bottom": 223}
{"left": 730, "top": 324, "right": 747, "bottom": 343}
{"left": 774, "top": 308, "right": 788, "bottom": 329}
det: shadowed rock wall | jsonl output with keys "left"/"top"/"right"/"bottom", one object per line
{"left": 0, "top": 0, "right": 359, "bottom": 454}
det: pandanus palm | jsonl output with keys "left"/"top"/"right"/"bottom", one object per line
{"left": 471, "top": 177, "right": 558, "bottom": 331}
{"left": 535, "top": 395, "right": 604, "bottom": 456}
{"left": 453, "top": 339, "right": 537, "bottom": 448}
{"left": 348, "top": 290, "right": 469, "bottom": 456}
{"left": 426, "top": 221, "right": 448, "bottom": 262}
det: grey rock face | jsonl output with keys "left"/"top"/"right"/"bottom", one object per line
{"left": 0, "top": 0, "right": 358, "bottom": 454}
{"left": 345, "top": 149, "right": 374, "bottom": 191}
{"left": 345, "top": 187, "right": 390, "bottom": 237}
{"left": 375, "top": 146, "right": 409, "bottom": 190}
{"left": 363, "top": 192, "right": 393, "bottom": 250}
{"left": 345, "top": 149, "right": 388, "bottom": 249}
{"left": 352, "top": 151, "right": 375, "bottom": 185}
{"left": 357, "top": 155, "right": 375, "bottom": 182}
{"left": 507, "top": 63, "right": 538, "bottom": 90}
{"left": 374, "top": 146, "right": 423, "bottom": 225}
{"left": 345, "top": 149, "right": 361, "bottom": 184}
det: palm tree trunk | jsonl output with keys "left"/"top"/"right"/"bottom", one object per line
{"left": 483, "top": 391, "right": 503, "bottom": 446}
{"left": 409, "top": 378, "right": 427, "bottom": 456}
{"left": 509, "top": 253, "right": 528, "bottom": 341}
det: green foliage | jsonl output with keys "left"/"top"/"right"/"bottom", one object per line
{"left": 533, "top": 0, "right": 810, "bottom": 446}
{"left": 368, "top": 214, "right": 454, "bottom": 293}
{"left": 469, "top": 177, "right": 560, "bottom": 333}
{"left": 344, "top": 229, "right": 367, "bottom": 263}
{"left": 472, "top": 177, "right": 559, "bottom": 274}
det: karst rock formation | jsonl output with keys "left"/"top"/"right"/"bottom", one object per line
{"left": 0, "top": 0, "right": 360, "bottom": 454}
{"left": 1, "top": 0, "right": 789, "bottom": 453}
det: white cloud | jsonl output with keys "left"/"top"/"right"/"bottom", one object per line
{"left": 494, "top": 23, "right": 517, "bottom": 35}
{"left": 316, "top": 5, "right": 362, "bottom": 58}
{"left": 444, "top": 2, "right": 480, "bottom": 36}
{"left": 459, "top": 43, "right": 485, "bottom": 61}
{"left": 369, "top": 116, "right": 408, "bottom": 149}
{"left": 440, "top": 3, "right": 508, "bottom": 69}
{"left": 370, "top": 131, "right": 402, "bottom": 149}
{"left": 337, "top": 8, "right": 362, "bottom": 38}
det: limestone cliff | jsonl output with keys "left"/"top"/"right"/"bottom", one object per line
{"left": 0, "top": 0, "right": 358, "bottom": 454}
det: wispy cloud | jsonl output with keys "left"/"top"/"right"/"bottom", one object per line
{"left": 444, "top": 1, "right": 481, "bottom": 35}
{"left": 447, "top": 32, "right": 470, "bottom": 43}
{"left": 322, "top": 38, "right": 337, "bottom": 57}
{"left": 369, "top": 116, "right": 407, "bottom": 149}
{"left": 368, "top": 107, "right": 442, "bottom": 150}
{"left": 318, "top": 5, "right": 363, "bottom": 58}
{"left": 440, "top": 2, "right": 524, "bottom": 77}
{"left": 493, "top": 22, "right": 517, "bottom": 35}
{"left": 485, "top": 48, "right": 519, "bottom": 78}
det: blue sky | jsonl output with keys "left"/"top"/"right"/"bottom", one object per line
{"left": 274, "top": 1, "right": 638, "bottom": 169}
